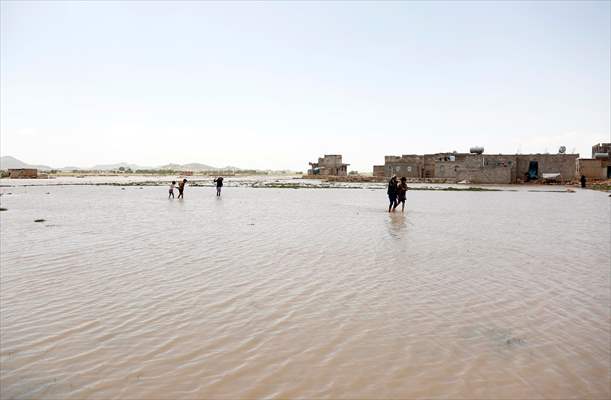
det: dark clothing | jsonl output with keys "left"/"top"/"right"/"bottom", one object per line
{"left": 388, "top": 193, "right": 397, "bottom": 205}
{"left": 397, "top": 183, "right": 408, "bottom": 201}
{"left": 580, "top": 175, "right": 586, "bottom": 188}
{"left": 387, "top": 179, "right": 398, "bottom": 196}
{"left": 214, "top": 177, "right": 223, "bottom": 196}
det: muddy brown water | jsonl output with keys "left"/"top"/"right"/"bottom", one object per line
{"left": 1, "top": 184, "right": 609, "bottom": 399}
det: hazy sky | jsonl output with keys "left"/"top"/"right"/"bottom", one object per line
{"left": 1, "top": 1, "right": 609, "bottom": 171}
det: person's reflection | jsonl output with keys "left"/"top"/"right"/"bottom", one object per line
{"left": 387, "top": 212, "right": 407, "bottom": 239}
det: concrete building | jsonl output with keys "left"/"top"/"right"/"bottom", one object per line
{"left": 372, "top": 165, "right": 385, "bottom": 178}
{"left": 592, "top": 143, "right": 611, "bottom": 158}
{"left": 383, "top": 155, "right": 424, "bottom": 178}
{"left": 429, "top": 153, "right": 516, "bottom": 184}
{"left": 378, "top": 150, "right": 579, "bottom": 184}
{"left": 8, "top": 168, "right": 38, "bottom": 179}
{"left": 514, "top": 154, "right": 579, "bottom": 182}
{"left": 577, "top": 143, "right": 610, "bottom": 180}
{"left": 578, "top": 159, "right": 609, "bottom": 180}
{"left": 308, "top": 155, "right": 349, "bottom": 176}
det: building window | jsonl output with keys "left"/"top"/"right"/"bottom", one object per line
{"left": 407, "top": 166, "right": 412, "bottom": 172}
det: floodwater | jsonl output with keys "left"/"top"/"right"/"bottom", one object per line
{"left": 1, "top": 182, "right": 609, "bottom": 399}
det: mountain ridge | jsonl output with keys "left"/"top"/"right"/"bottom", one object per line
{"left": 0, "top": 156, "right": 52, "bottom": 170}
{"left": 1, "top": 156, "right": 242, "bottom": 172}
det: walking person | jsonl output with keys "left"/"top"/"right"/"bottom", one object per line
{"left": 580, "top": 174, "right": 587, "bottom": 188}
{"left": 387, "top": 175, "right": 398, "bottom": 212}
{"left": 214, "top": 176, "right": 224, "bottom": 197}
{"left": 177, "top": 178, "right": 187, "bottom": 199}
{"left": 393, "top": 177, "right": 408, "bottom": 212}
{"left": 168, "top": 181, "right": 176, "bottom": 199}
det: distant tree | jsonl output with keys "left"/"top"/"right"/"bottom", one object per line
{"left": 349, "top": 170, "right": 359, "bottom": 175}
{"left": 118, "top": 167, "right": 125, "bottom": 172}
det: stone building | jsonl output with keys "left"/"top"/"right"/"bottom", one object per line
{"left": 514, "top": 154, "right": 579, "bottom": 182}
{"left": 372, "top": 165, "right": 385, "bottom": 178}
{"left": 378, "top": 150, "right": 579, "bottom": 183}
{"left": 308, "top": 155, "right": 349, "bottom": 176}
{"left": 8, "top": 168, "right": 38, "bottom": 179}
{"left": 578, "top": 143, "right": 610, "bottom": 180}
{"left": 578, "top": 159, "right": 609, "bottom": 180}
{"left": 430, "top": 153, "right": 516, "bottom": 184}
{"left": 592, "top": 143, "right": 611, "bottom": 158}
{"left": 383, "top": 155, "right": 424, "bottom": 178}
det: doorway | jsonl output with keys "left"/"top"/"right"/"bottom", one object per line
{"left": 527, "top": 161, "right": 539, "bottom": 181}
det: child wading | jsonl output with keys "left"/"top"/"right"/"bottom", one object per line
{"left": 177, "top": 179, "right": 187, "bottom": 199}
{"left": 168, "top": 181, "right": 176, "bottom": 199}
{"left": 387, "top": 175, "right": 398, "bottom": 212}
{"left": 393, "top": 177, "right": 408, "bottom": 212}
{"left": 214, "top": 176, "right": 224, "bottom": 197}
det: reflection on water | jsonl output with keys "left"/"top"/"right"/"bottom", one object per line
{"left": 387, "top": 212, "right": 408, "bottom": 239}
{"left": 0, "top": 185, "right": 609, "bottom": 399}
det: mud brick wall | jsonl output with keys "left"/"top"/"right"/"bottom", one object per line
{"left": 516, "top": 154, "right": 578, "bottom": 181}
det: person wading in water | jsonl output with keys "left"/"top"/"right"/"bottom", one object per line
{"left": 387, "top": 175, "right": 398, "bottom": 212}
{"left": 393, "top": 176, "right": 408, "bottom": 212}
{"left": 177, "top": 178, "right": 187, "bottom": 199}
{"left": 214, "top": 176, "right": 224, "bottom": 197}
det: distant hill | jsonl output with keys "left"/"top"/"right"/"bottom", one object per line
{"left": 158, "top": 162, "right": 217, "bottom": 171}
{"left": 89, "top": 162, "right": 154, "bottom": 171}
{"left": 0, "top": 156, "right": 52, "bottom": 170}
{"left": 1, "top": 156, "right": 242, "bottom": 172}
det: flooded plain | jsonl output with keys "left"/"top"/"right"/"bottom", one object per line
{"left": 0, "top": 181, "right": 609, "bottom": 399}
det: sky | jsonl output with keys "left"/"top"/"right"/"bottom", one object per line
{"left": 1, "top": 1, "right": 610, "bottom": 171}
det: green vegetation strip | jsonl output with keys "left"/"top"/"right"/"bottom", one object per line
{"left": 591, "top": 184, "right": 611, "bottom": 192}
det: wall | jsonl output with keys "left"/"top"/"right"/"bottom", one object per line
{"left": 309, "top": 155, "right": 348, "bottom": 176}
{"left": 380, "top": 152, "right": 579, "bottom": 183}
{"left": 592, "top": 143, "right": 611, "bottom": 158}
{"left": 8, "top": 169, "right": 38, "bottom": 179}
{"left": 384, "top": 155, "right": 423, "bottom": 178}
{"left": 423, "top": 155, "right": 436, "bottom": 178}
{"left": 516, "top": 154, "right": 578, "bottom": 182}
{"left": 373, "top": 165, "right": 385, "bottom": 178}
{"left": 319, "top": 155, "right": 343, "bottom": 168}
{"left": 432, "top": 154, "right": 468, "bottom": 180}
{"left": 578, "top": 159, "right": 607, "bottom": 180}
{"left": 453, "top": 155, "right": 516, "bottom": 184}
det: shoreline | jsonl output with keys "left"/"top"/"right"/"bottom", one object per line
{"left": 0, "top": 181, "right": 587, "bottom": 193}
{"left": 1, "top": 174, "right": 609, "bottom": 192}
